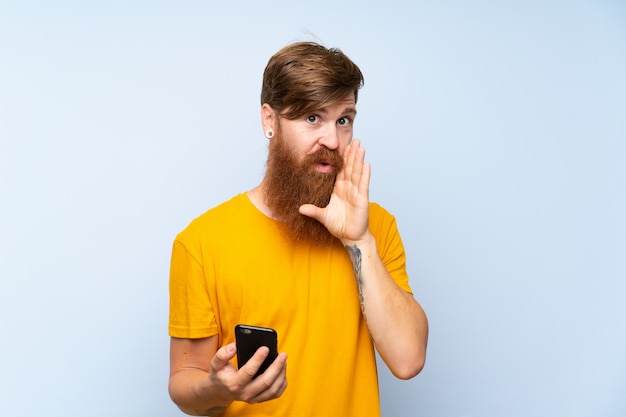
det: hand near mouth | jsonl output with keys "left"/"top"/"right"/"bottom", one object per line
{"left": 299, "top": 139, "right": 371, "bottom": 243}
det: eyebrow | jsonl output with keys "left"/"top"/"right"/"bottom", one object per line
{"left": 343, "top": 107, "right": 357, "bottom": 116}
{"left": 317, "top": 106, "right": 357, "bottom": 116}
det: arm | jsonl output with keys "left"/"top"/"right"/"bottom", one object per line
{"left": 169, "top": 336, "right": 288, "bottom": 416}
{"left": 344, "top": 234, "right": 428, "bottom": 379}
{"left": 299, "top": 139, "right": 428, "bottom": 379}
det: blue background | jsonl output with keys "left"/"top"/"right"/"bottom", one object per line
{"left": 1, "top": 1, "right": 625, "bottom": 416}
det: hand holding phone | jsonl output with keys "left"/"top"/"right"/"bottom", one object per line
{"left": 235, "top": 324, "right": 278, "bottom": 379}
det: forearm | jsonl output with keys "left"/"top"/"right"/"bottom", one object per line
{"left": 344, "top": 232, "right": 428, "bottom": 379}
{"left": 169, "top": 369, "right": 232, "bottom": 416}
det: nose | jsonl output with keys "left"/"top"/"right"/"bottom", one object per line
{"left": 318, "top": 125, "right": 340, "bottom": 150}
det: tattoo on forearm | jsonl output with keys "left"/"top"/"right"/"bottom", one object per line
{"left": 195, "top": 406, "right": 226, "bottom": 416}
{"left": 346, "top": 244, "right": 367, "bottom": 321}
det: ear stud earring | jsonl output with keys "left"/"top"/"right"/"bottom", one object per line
{"left": 265, "top": 130, "right": 274, "bottom": 139}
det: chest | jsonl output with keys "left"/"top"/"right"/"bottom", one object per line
{"left": 206, "top": 237, "right": 360, "bottom": 339}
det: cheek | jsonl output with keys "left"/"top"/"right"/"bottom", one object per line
{"left": 290, "top": 131, "right": 320, "bottom": 154}
{"left": 280, "top": 131, "right": 311, "bottom": 159}
{"left": 339, "top": 130, "right": 353, "bottom": 145}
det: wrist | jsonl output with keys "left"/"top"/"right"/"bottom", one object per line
{"left": 341, "top": 230, "right": 374, "bottom": 248}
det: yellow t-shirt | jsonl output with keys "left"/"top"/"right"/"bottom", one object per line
{"left": 169, "top": 193, "right": 411, "bottom": 417}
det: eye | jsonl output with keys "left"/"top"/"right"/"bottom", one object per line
{"left": 306, "top": 115, "right": 319, "bottom": 123}
{"left": 337, "top": 117, "right": 352, "bottom": 126}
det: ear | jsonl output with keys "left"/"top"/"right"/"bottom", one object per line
{"left": 261, "top": 103, "right": 276, "bottom": 138}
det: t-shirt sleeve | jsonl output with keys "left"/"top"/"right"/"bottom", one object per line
{"left": 370, "top": 204, "right": 413, "bottom": 294}
{"left": 168, "top": 238, "right": 218, "bottom": 338}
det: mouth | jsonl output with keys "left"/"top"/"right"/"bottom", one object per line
{"left": 315, "top": 160, "right": 336, "bottom": 174}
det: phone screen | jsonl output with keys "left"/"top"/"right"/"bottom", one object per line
{"left": 235, "top": 324, "right": 278, "bottom": 378}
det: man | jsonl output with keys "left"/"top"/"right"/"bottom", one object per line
{"left": 168, "top": 41, "right": 428, "bottom": 416}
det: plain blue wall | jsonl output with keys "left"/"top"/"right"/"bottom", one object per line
{"left": 1, "top": 1, "right": 625, "bottom": 416}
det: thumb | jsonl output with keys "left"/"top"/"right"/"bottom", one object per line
{"left": 212, "top": 343, "right": 237, "bottom": 370}
{"left": 299, "top": 203, "right": 324, "bottom": 221}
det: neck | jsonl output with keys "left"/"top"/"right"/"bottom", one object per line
{"left": 247, "top": 182, "right": 275, "bottom": 219}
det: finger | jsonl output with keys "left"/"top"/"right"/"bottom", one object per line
{"left": 360, "top": 161, "right": 371, "bottom": 197}
{"left": 341, "top": 139, "right": 359, "bottom": 181}
{"left": 341, "top": 140, "right": 365, "bottom": 196}
{"left": 263, "top": 352, "right": 287, "bottom": 377}
{"left": 336, "top": 140, "right": 353, "bottom": 183}
{"left": 211, "top": 343, "right": 237, "bottom": 371}
{"left": 248, "top": 368, "right": 288, "bottom": 403}
{"left": 345, "top": 138, "right": 360, "bottom": 157}
{"left": 350, "top": 146, "right": 366, "bottom": 188}
{"left": 245, "top": 353, "right": 288, "bottom": 403}
{"left": 298, "top": 203, "right": 324, "bottom": 222}
{"left": 346, "top": 140, "right": 366, "bottom": 182}
{"left": 239, "top": 346, "right": 271, "bottom": 380}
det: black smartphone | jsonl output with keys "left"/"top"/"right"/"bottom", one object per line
{"left": 235, "top": 324, "right": 278, "bottom": 379}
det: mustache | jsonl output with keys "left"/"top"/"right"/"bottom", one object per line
{"left": 302, "top": 146, "right": 344, "bottom": 171}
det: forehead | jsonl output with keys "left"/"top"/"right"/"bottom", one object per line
{"left": 316, "top": 95, "right": 357, "bottom": 114}
{"left": 277, "top": 92, "right": 357, "bottom": 120}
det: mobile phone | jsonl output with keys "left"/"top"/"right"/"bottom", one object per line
{"left": 235, "top": 324, "right": 278, "bottom": 379}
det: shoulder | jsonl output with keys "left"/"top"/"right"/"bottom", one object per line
{"left": 368, "top": 201, "right": 406, "bottom": 255}
{"left": 369, "top": 201, "right": 390, "bottom": 217}
{"left": 176, "top": 193, "right": 250, "bottom": 240}
{"left": 368, "top": 201, "right": 399, "bottom": 233}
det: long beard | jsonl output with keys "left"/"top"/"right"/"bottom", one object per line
{"left": 263, "top": 129, "right": 344, "bottom": 246}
